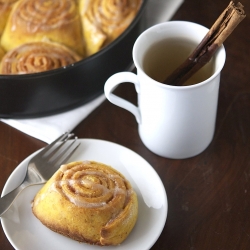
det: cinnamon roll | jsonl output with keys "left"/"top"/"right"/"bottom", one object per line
{"left": 0, "top": 0, "right": 17, "bottom": 36}
{"left": 32, "top": 161, "right": 138, "bottom": 246}
{"left": 1, "top": 0, "right": 85, "bottom": 56}
{"left": 79, "top": 0, "right": 142, "bottom": 55}
{"left": 0, "top": 41, "right": 82, "bottom": 74}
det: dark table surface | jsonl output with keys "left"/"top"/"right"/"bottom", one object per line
{"left": 1, "top": 0, "right": 250, "bottom": 249}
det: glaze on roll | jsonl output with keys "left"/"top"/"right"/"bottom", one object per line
{"left": 0, "top": 0, "right": 143, "bottom": 74}
{"left": 32, "top": 161, "right": 138, "bottom": 246}
{"left": 79, "top": 0, "right": 142, "bottom": 55}
{"left": 1, "top": 0, "right": 85, "bottom": 56}
{"left": 0, "top": 41, "right": 82, "bottom": 74}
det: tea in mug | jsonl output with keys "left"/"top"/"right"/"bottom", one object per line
{"left": 143, "top": 38, "right": 215, "bottom": 86}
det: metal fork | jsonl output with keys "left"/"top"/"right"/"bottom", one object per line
{"left": 0, "top": 132, "right": 80, "bottom": 217}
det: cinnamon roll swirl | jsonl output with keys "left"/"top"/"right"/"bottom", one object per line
{"left": 1, "top": 0, "right": 85, "bottom": 56}
{"left": 0, "top": 41, "right": 82, "bottom": 74}
{"left": 0, "top": 0, "right": 17, "bottom": 36}
{"left": 79, "top": 0, "right": 142, "bottom": 55}
{"left": 32, "top": 161, "right": 138, "bottom": 246}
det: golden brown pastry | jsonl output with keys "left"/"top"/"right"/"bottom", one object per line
{"left": 1, "top": 0, "right": 85, "bottom": 56}
{"left": 0, "top": 0, "right": 17, "bottom": 36}
{"left": 0, "top": 41, "right": 82, "bottom": 74}
{"left": 79, "top": 0, "right": 142, "bottom": 56}
{"left": 0, "top": 46, "right": 5, "bottom": 61}
{"left": 32, "top": 161, "right": 138, "bottom": 246}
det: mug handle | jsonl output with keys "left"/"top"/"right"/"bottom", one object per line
{"left": 104, "top": 72, "right": 141, "bottom": 123}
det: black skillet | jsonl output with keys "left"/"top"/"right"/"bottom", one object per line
{"left": 0, "top": 0, "right": 148, "bottom": 118}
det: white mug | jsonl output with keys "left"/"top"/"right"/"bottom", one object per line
{"left": 104, "top": 21, "right": 226, "bottom": 159}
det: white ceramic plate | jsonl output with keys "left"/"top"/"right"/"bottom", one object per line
{"left": 1, "top": 139, "right": 168, "bottom": 250}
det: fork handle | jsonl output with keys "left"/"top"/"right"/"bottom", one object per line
{"left": 0, "top": 181, "right": 30, "bottom": 217}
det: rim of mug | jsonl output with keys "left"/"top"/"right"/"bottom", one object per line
{"left": 133, "top": 20, "right": 226, "bottom": 90}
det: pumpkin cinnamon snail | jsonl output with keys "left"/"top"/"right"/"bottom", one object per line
{"left": 79, "top": 0, "right": 142, "bottom": 56}
{"left": 1, "top": 0, "right": 85, "bottom": 56}
{"left": 0, "top": 41, "right": 82, "bottom": 74}
{"left": 32, "top": 161, "right": 138, "bottom": 246}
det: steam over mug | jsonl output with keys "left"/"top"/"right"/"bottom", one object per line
{"left": 104, "top": 21, "right": 226, "bottom": 159}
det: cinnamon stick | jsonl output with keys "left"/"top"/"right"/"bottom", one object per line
{"left": 163, "top": 1, "right": 246, "bottom": 86}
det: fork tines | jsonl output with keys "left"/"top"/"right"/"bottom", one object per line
{"left": 36, "top": 132, "right": 80, "bottom": 167}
